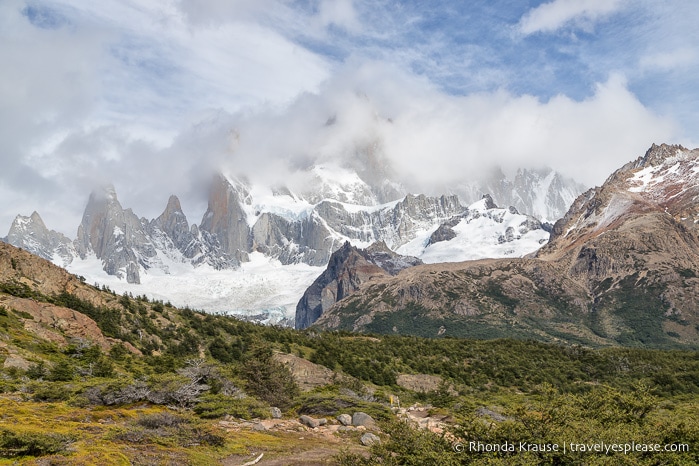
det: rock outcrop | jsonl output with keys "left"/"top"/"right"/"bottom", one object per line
{"left": 199, "top": 174, "right": 251, "bottom": 263}
{"left": 295, "top": 241, "right": 422, "bottom": 329}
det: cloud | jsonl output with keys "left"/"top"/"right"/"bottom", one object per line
{"left": 0, "top": 0, "right": 332, "bottom": 234}
{"left": 0, "top": 0, "right": 694, "bottom": 237}
{"left": 639, "top": 48, "right": 697, "bottom": 72}
{"left": 375, "top": 71, "right": 675, "bottom": 189}
{"left": 519, "top": 0, "right": 627, "bottom": 35}
{"left": 317, "top": 0, "right": 360, "bottom": 32}
{"left": 210, "top": 63, "right": 677, "bottom": 195}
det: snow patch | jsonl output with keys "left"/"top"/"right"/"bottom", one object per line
{"left": 397, "top": 199, "right": 549, "bottom": 263}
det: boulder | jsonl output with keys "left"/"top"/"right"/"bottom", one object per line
{"left": 360, "top": 432, "right": 381, "bottom": 446}
{"left": 352, "top": 412, "right": 376, "bottom": 428}
{"left": 299, "top": 415, "right": 320, "bottom": 428}
{"left": 337, "top": 413, "right": 352, "bottom": 426}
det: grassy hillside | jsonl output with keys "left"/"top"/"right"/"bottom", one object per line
{"left": 0, "top": 243, "right": 698, "bottom": 464}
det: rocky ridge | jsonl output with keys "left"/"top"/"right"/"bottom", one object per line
{"left": 309, "top": 144, "right": 699, "bottom": 348}
{"left": 295, "top": 241, "right": 422, "bottom": 329}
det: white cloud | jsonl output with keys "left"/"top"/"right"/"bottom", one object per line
{"left": 211, "top": 63, "right": 677, "bottom": 193}
{"left": 0, "top": 0, "right": 332, "bottom": 233}
{"left": 639, "top": 47, "right": 697, "bottom": 72}
{"left": 379, "top": 72, "right": 675, "bottom": 189}
{"left": 519, "top": 0, "right": 627, "bottom": 35}
{"left": 317, "top": 0, "right": 360, "bottom": 32}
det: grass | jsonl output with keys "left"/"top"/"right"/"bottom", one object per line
{"left": 0, "top": 396, "right": 312, "bottom": 465}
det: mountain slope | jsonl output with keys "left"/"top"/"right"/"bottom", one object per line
{"left": 295, "top": 241, "right": 422, "bottom": 329}
{"left": 310, "top": 144, "right": 699, "bottom": 348}
{"left": 2, "top": 239, "right": 698, "bottom": 464}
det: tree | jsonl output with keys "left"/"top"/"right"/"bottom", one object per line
{"left": 240, "top": 345, "right": 299, "bottom": 409}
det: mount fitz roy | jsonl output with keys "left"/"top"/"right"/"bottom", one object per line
{"left": 3, "top": 163, "right": 582, "bottom": 323}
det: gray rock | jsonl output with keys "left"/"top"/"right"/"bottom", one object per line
{"left": 317, "top": 418, "right": 327, "bottom": 426}
{"left": 199, "top": 173, "right": 252, "bottom": 257}
{"left": 476, "top": 407, "right": 509, "bottom": 422}
{"left": 337, "top": 414, "right": 352, "bottom": 426}
{"left": 295, "top": 241, "right": 423, "bottom": 329}
{"left": 299, "top": 415, "right": 320, "bottom": 428}
{"left": 75, "top": 185, "right": 159, "bottom": 284}
{"left": 426, "top": 218, "right": 460, "bottom": 246}
{"left": 270, "top": 407, "right": 282, "bottom": 419}
{"left": 252, "top": 423, "right": 267, "bottom": 431}
{"left": 360, "top": 432, "right": 381, "bottom": 446}
{"left": 352, "top": 412, "right": 376, "bottom": 428}
{"left": 5, "top": 211, "right": 76, "bottom": 267}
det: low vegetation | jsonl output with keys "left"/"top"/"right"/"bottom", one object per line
{"left": 0, "top": 267, "right": 698, "bottom": 464}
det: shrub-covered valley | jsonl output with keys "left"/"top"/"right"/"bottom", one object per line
{"left": 0, "top": 242, "right": 698, "bottom": 465}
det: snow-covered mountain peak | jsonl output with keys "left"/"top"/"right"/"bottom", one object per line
{"left": 469, "top": 194, "right": 498, "bottom": 212}
{"left": 5, "top": 159, "right": 582, "bottom": 324}
{"left": 5, "top": 211, "right": 75, "bottom": 267}
{"left": 543, "top": 144, "right": 699, "bottom": 258}
{"left": 242, "top": 184, "right": 312, "bottom": 227}
{"left": 396, "top": 195, "right": 549, "bottom": 263}
{"left": 626, "top": 146, "right": 699, "bottom": 195}
{"left": 301, "top": 163, "right": 381, "bottom": 206}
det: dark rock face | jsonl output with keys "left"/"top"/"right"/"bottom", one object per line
{"left": 427, "top": 217, "right": 460, "bottom": 246}
{"left": 295, "top": 241, "right": 422, "bottom": 329}
{"left": 364, "top": 240, "right": 422, "bottom": 275}
{"left": 150, "top": 195, "right": 192, "bottom": 253}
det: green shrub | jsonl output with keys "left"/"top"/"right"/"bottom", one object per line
{"left": 193, "top": 394, "right": 268, "bottom": 419}
{"left": 240, "top": 346, "right": 299, "bottom": 409}
{"left": 0, "top": 429, "right": 73, "bottom": 458}
{"left": 47, "top": 360, "right": 74, "bottom": 382}
{"left": 30, "top": 382, "right": 72, "bottom": 402}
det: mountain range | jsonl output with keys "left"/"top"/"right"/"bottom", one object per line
{"left": 2, "top": 160, "right": 579, "bottom": 323}
{"left": 303, "top": 144, "right": 699, "bottom": 348}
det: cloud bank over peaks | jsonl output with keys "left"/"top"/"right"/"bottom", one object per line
{"left": 218, "top": 64, "right": 675, "bottom": 198}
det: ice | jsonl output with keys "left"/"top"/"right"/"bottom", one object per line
{"left": 66, "top": 251, "right": 323, "bottom": 325}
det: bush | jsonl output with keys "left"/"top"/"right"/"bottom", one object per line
{"left": 26, "top": 362, "right": 46, "bottom": 380}
{"left": 0, "top": 429, "right": 73, "bottom": 458}
{"left": 136, "top": 412, "right": 189, "bottom": 429}
{"left": 30, "top": 382, "right": 72, "bottom": 402}
{"left": 83, "top": 380, "right": 150, "bottom": 405}
{"left": 193, "top": 394, "right": 268, "bottom": 420}
{"left": 114, "top": 413, "right": 225, "bottom": 448}
{"left": 47, "top": 360, "right": 74, "bottom": 382}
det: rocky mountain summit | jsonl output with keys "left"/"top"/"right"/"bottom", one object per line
{"left": 5, "top": 212, "right": 75, "bottom": 267}
{"left": 308, "top": 144, "right": 699, "bottom": 348}
{"left": 450, "top": 167, "right": 584, "bottom": 223}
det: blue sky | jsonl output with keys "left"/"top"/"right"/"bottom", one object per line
{"left": 1, "top": 0, "right": 697, "bottom": 233}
